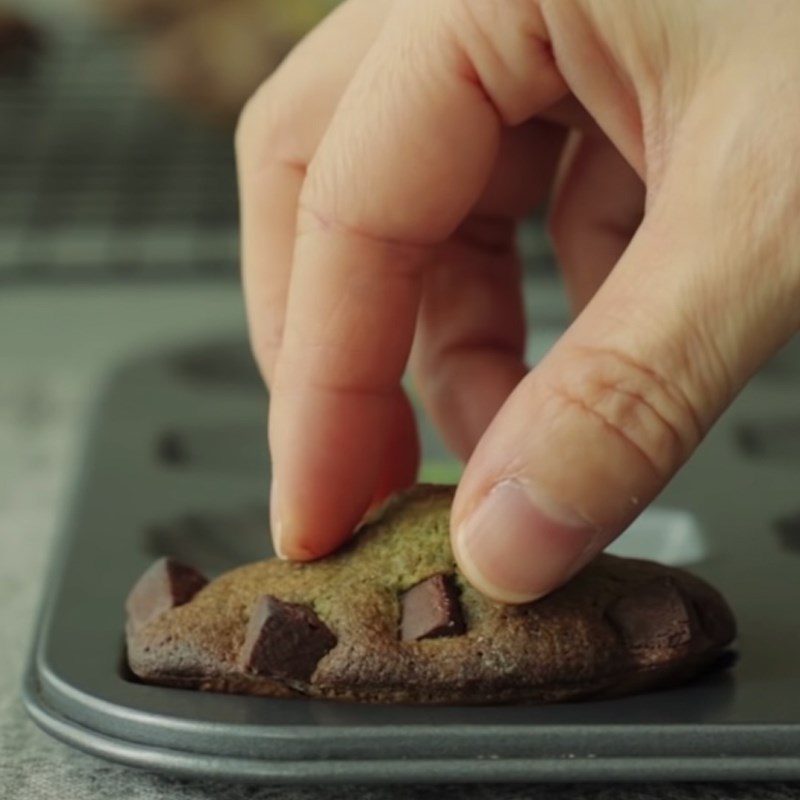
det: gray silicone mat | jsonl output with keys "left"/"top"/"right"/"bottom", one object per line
{"left": 23, "top": 332, "right": 800, "bottom": 783}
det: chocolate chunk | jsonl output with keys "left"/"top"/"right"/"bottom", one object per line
{"left": 240, "top": 596, "right": 337, "bottom": 682}
{"left": 125, "top": 557, "right": 207, "bottom": 631}
{"left": 401, "top": 573, "right": 466, "bottom": 642}
{"left": 607, "top": 578, "right": 696, "bottom": 650}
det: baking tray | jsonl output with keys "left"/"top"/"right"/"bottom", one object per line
{"left": 23, "top": 332, "right": 800, "bottom": 783}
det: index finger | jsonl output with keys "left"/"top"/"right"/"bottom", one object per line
{"left": 269, "top": 0, "right": 566, "bottom": 559}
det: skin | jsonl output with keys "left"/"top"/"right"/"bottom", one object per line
{"left": 234, "top": 0, "right": 800, "bottom": 603}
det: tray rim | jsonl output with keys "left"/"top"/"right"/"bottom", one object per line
{"left": 23, "top": 669, "right": 800, "bottom": 784}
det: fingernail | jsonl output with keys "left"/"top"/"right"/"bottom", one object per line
{"left": 269, "top": 479, "right": 288, "bottom": 560}
{"left": 269, "top": 479, "right": 318, "bottom": 561}
{"left": 454, "top": 480, "right": 599, "bottom": 604}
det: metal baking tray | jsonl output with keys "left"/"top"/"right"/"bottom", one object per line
{"left": 23, "top": 331, "right": 800, "bottom": 783}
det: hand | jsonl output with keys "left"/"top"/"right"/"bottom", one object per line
{"left": 237, "top": 0, "right": 800, "bottom": 602}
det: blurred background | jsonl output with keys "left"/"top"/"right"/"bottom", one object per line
{"left": 0, "top": 0, "right": 320, "bottom": 282}
{"left": 0, "top": 0, "right": 554, "bottom": 284}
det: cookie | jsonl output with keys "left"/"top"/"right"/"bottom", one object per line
{"left": 126, "top": 485, "right": 736, "bottom": 704}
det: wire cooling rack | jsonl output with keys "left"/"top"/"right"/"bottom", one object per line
{"left": 0, "top": 14, "right": 553, "bottom": 285}
{"left": 0, "top": 16, "right": 239, "bottom": 283}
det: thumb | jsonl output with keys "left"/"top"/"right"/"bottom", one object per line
{"left": 451, "top": 189, "right": 800, "bottom": 604}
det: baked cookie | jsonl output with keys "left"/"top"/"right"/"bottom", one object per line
{"left": 126, "top": 484, "right": 736, "bottom": 704}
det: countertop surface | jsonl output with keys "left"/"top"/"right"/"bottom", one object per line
{"left": 2, "top": 287, "right": 799, "bottom": 799}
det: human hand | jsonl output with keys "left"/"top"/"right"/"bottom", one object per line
{"left": 237, "top": 0, "right": 800, "bottom": 602}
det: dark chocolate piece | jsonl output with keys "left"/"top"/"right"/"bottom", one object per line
{"left": 607, "top": 577, "right": 696, "bottom": 650}
{"left": 400, "top": 573, "right": 466, "bottom": 642}
{"left": 125, "top": 557, "right": 207, "bottom": 631}
{"left": 240, "top": 595, "right": 336, "bottom": 682}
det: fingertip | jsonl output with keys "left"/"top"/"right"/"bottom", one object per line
{"left": 271, "top": 497, "right": 356, "bottom": 561}
{"left": 452, "top": 479, "right": 600, "bottom": 604}
{"left": 269, "top": 479, "right": 364, "bottom": 562}
{"left": 452, "top": 532, "right": 545, "bottom": 605}
{"left": 274, "top": 526, "right": 326, "bottom": 562}
{"left": 269, "top": 466, "right": 359, "bottom": 561}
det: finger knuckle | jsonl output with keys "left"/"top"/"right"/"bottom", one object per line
{"left": 234, "top": 83, "right": 268, "bottom": 159}
{"left": 543, "top": 345, "right": 703, "bottom": 480}
{"left": 234, "top": 78, "right": 297, "bottom": 172}
{"left": 451, "top": 0, "right": 560, "bottom": 125}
